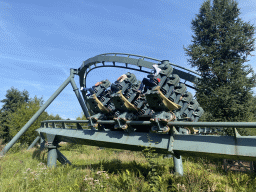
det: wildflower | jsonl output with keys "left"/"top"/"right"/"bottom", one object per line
{"left": 41, "top": 167, "right": 47, "bottom": 170}
{"left": 37, "top": 162, "right": 45, "bottom": 166}
{"left": 97, "top": 171, "right": 106, "bottom": 175}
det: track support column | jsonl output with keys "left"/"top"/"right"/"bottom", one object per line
{"left": 168, "top": 126, "right": 184, "bottom": 176}
{"left": 46, "top": 134, "right": 58, "bottom": 168}
{"left": 70, "top": 69, "right": 90, "bottom": 118}
{"left": 45, "top": 133, "right": 71, "bottom": 167}
{"left": 47, "top": 144, "right": 57, "bottom": 168}
{"left": 173, "top": 155, "right": 183, "bottom": 176}
{"left": 27, "top": 136, "right": 40, "bottom": 150}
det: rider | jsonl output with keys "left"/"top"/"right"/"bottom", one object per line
{"left": 111, "top": 74, "right": 128, "bottom": 92}
{"left": 81, "top": 80, "right": 105, "bottom": 96}
{"left": 138, "top": 64, "right": 161, "bottom": 93}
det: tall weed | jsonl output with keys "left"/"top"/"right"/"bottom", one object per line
{"left": 1, "top": 144, "right": 256, "bottom": 191}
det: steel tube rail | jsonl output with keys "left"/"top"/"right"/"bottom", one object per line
{"left": 40, "top": 120, "right": 256, "bottom": 128}
{"left": 0, "top": 75, "right": 73, "bottom": 156}
{"left": 41, "top": 120, "right": 90, "bottom": 123}
{"left": 78, "top": 53, "right": 200, "bottom": 90}
{"left": 98, "top": 53, "right": 200, "bottom": 76}
{"left": 169, "top": 121, "right": 256, "bottom": 128}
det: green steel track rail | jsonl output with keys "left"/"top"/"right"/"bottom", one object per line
{"left": 78, "top": 53, "right": 200, "bottom": 90}
{"left": 40, "top": 120, "right": 256, "bottom": 128}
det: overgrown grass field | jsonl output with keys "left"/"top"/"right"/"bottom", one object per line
{"left": 1, "top": 142, "right": 256, "bottom": 191}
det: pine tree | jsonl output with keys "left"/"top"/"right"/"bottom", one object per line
{"left": 0, "top": 87, "right": 30, "bottom": 141}
{"left": 184, "top": 0, "right": 256, "bottom": 135}
{"left": 0, "top": 87, "right": 29, "bottom": 113}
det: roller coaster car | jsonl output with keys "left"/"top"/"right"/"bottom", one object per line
{"left": 174, "top": 92, "right": 193, "bottom": 119}
{"left": 182, "top": 99, "right": 200, "bottom": 119}
{"left": 86, "top": 80, "right": 111, "bottom": 114}
{"left": 85, "top": 61, "right": 204, "bottom": 133}
{"left": 145, "top": 64, "right": 182, "bottom": 112}
{"left": 164, "top": 74, "right": 180, "bottom": 98}
{"left": 146, "top": 86, "right": 181, "bottom": 112}
{"left": 110, "top": 72, "right": 138, "bottom": 112}
{"left": 111, "top": 72, "right": 137, "bottom": 94}
{"left": 93, "top": 80, "right": 111, "bottom": 97}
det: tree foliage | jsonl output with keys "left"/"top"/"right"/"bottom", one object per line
{"left": 76, "top": 112, "right": 87, "bottom": 120}
{"left": 0, "top": 87, "right": 29, "bottom": 113}
{"left": 0, "top": 87, "right": 30, "bottom": 141}
{"left": 0, "top": 87, "right": 63, "bottom": 143}
{"left": 46, "top": 113, "right": 63, "bottom": 121}
{"left": 5, "top": 96, "right": 48, "bottom": 144}
{"left": 5, "top": 96, "right": 64, "bottom": 144}
{"left": 185, "top": 0, "right": 256, "bottom": 134}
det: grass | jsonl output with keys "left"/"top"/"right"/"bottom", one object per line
{"left": 1, "top": 142, "right": 256, "bottom": 191}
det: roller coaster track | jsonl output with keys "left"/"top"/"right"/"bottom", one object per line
{"left": 78, "top": 53, "right": 200, "bottom": 90}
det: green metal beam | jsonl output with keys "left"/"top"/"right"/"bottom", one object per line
{"left": 40, "top": 120, "right": 256, "bottom": 128}
{"left": 36, "top": 128, "right": 256, "bottom": 161}
{"left": 173, "top": 134, "right": 256, "bottom": 161}
{"left": 69, "top": 73, "right": 90, "bottom": 118}
{"left": 57, "top": 149, "right": 72, "bottom": 165}
{"left": 37, "top": 128, "right": 170, "bottom": 154}
{"left": 27, "top": 136, "right": 40, "bottom": 150}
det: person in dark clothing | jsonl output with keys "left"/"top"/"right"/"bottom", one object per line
{"left": 81, "top": 81, "right": 103, "bottom": 96}
{"left": 138, "top": 77, "right": 156, "bottom": 92}
{"left": 138, "top": 64, "right": 161, "bottom": 93}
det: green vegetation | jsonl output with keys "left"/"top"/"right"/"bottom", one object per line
{"left": 2, "top": 1, "right": 256, "bottom": 191}
{"left": 1, "top": 142, "right": 256, "bottom": 192}
{"left": 184, "top": 0, "right": 256, "bottom": 135}
{"left": 0, "top": 87, "right": 62, "bottom": 144}
{"left": 0, "top": 87, "right": 30, "bottom": 141}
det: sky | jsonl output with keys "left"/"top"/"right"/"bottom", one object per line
{"left": 0, "top": 0, "right": 256, "bottom": 120}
